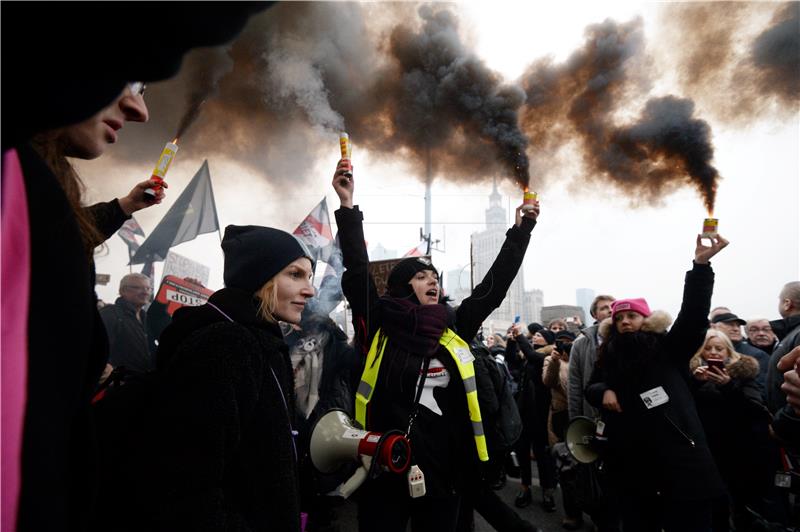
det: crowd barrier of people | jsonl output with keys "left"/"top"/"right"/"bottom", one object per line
{"left": 3, "top": 4, "right": 799, "bottom": 532}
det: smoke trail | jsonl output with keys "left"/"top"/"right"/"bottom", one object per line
{"left": 521, "top": 18, "right": 720, "bottom": 211}
{"left": 370, "top": 5, "right": 531, "bottom": 186}
{"left": 660, "top": 2, "right": 799, "bottom": 124}
{"left": 607, "top": 97, "right": 719, "bottom": 213}
{"left": 750, "top": 2, "right": 800, "bottom": 108}
{"left": 174, "top": 46, "right": 234, "bottom": 139}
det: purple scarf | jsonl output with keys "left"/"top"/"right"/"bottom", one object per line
{"left": 379, "top": 296, "right": 448, "bottom": 357}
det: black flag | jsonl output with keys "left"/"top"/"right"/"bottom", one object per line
{"left": 130, "top": 160, "right": 219, "bottom": 264}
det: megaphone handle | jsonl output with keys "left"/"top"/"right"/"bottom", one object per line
{"left": 331, "top": 456, "right": 372, "bottom": 499}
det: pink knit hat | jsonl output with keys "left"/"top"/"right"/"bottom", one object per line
{"left": 611, "top": 298, "right": 652, "bottom": 319}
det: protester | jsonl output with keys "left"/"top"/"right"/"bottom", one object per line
{"left": 746, "top": 318, "right": 778, "bottom": 355}
{"left": 332, "top": 158, "right": 539, "bottom": 532}
{"left": 566, "top": 294, "right": 620, "bottom": 531}
{"left": 8, "top": 85, "right": 167, "bottom": 531}
{"left": 285, "top": 314, "right": 359, "bottom": 532}
{"left": 568, "top": 294, "right": 615, "bottom": 421}
{"left": 149, "top": 225, "right": 314, "bottom": 531}
{"left": 710, "top": 311, "right": 770, "bottom": 394}
{"left": 457, "top": 342, "right": 541, "bottom": 532}
{"left": 2, "top": 7, "right": 269, "bottom": 530}
{"left": 586, "top": 233, "right": 730, "bottom": 531}
{"left": 774, "top": 345, "right": 800, "bottom": 443}
{"left": 507, "top": 327, "right": 558, "bottom": 512}
{"left": 100, "top": 273, "right": 154, "bottom": 374}
{"left": 543, "top": 331, "right": 583, "bottom": 530}
{"left": 689, "top": 329, "right": 773, "bottom": 530}
{"left": 766, "top": 281, "right": 800, "bottom": 413}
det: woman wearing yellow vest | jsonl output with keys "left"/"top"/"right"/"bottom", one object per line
{"left": 331, "top": 159, "right": 540, "bottom": 532}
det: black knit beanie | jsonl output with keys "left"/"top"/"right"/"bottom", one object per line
{"left": 221, "top": 225, "right": 313, "bottom": 293}
{"left": 527, "top": 322, "right": 544, "bottom": 335}
{"left": 386, "top": 256, "right": 438, "bottom": 299}
{"left": 539, "top": 329, "right": 556, "bottom": 345}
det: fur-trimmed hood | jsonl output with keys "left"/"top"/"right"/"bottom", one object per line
{"left": 598, "top": 310, "right": 673, "bottom": 339}
{"left": 689, "top": 352, "right": 761, "bottom": 381}
{"left": 536, "top": 344, "right": 555, "bottom": 355}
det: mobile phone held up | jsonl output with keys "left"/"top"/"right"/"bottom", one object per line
{"left": 705, "top": 359, "right": 725, "bottom": 371}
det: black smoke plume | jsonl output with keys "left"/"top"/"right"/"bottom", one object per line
{"left": 520, "top": 18, "right": 720, "bottom": 211}
{"left": 661, "top": 2, "right": 799, "bottom": 124}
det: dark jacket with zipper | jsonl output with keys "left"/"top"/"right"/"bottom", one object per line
{"left": 335, "top": 205, "right": 535, "bottom": 498}
{"left": 586, "top": 262, "right": 726, "bottom": 501}
{"left": 151, "top": 287, "right": 301, "bottom": 531}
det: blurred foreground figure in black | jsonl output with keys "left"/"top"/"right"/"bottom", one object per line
{"left": 1, "top": 4, "right": 269, "bottom": 530}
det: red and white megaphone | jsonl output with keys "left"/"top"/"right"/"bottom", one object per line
{"left": 310, "top": 409, "right": 411, "bottom": 498}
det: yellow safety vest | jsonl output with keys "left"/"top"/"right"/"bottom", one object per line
{"left": 355, "top": 328, "right": 489, "bottom": 462}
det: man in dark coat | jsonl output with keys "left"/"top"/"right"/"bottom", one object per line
{"left": 711, "top": 311, "right": 770, "bottom": 394}
{"left": 100, "top": 273, "right": 154, "bottom": 373}
{"left": 767, "top": 281, "right": 800, "bottom": 413}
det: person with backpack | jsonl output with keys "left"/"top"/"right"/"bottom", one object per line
{"left": 332, "top": 158, "right": 539, "bottom": 532}
{"left": 139, "top": 225, "right": 313, "bottom": 531}
{"left": 455, "top": 342, "right": 542, "bottom": 532}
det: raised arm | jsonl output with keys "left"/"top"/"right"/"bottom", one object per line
{"left": 332, "top": 159, "right": 379, "bottom": 351}
{"left": 667, "top": 234, "right": 729, "bottom": 362}
{"left": 456, "top": 202, "right": 539, "bottom": 341}
{"left": 86, "top": 178, "right": 168, "bottom": 245}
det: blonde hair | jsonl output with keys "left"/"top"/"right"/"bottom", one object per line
{"left": 694, "top": 328, "right": 741, "bottom": 363}
{"left": 255, "top": 279, "right": 279, "bottom": 324}
{"left": 491, "top": 333, "right": 507, "bottom": 349}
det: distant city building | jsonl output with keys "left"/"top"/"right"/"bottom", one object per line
{"left": 576, "top": 288, "right": 595, "bottom": 325}
{"left": 369, "top": 243, "right": 398, "bottom": 261}
{"left": 541, "top": 304, "right": 586, "bottom": 332}
{"left": 523, "top": 289, "right": 544, "bottom": 325}
{"left": 445, "top": 267, "right": 471, "bottom": 306}
{"left": 470, "top": 181, "right": 529, "bottom": 332}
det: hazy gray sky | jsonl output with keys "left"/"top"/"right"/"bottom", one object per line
{"left": 85, "top": 1, "right": 799, "bottom": 323}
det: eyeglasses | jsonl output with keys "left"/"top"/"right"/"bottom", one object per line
{"left": 123, "top": 285, "right": 152, "bottom": 293}
{"left": 747, "top": 327, "right": 772, "bottom": 333}
{"left": 126, "top": 82, "right": 147, "bottom": 97}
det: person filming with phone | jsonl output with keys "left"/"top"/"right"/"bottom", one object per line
{"left": 689, "top": 329, "right": 773, "bottom": 530}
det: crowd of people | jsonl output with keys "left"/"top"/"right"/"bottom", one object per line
{"left": 3, "top": 4, "right": 799, "bottom": 532}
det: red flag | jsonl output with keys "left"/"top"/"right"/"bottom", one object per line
{"left": 403, "top": 240, "right": 429, "bottom": 257}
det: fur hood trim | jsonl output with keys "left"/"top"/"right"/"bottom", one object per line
{"left": 598, "top": 310, "right": 673, "bottom": 338}
{"left": 689, "top": 353, "right": 760, "bottom": 381}
{"left": 536, "top": 344, "right": 555, "bottom": 355}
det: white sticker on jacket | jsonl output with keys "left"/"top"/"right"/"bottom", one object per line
{"left": 417, "top": 358, "right": 449, "bottom": 416}
{"left": 455, "top": 348, "right": 474, "bottom": 364}
{"left": 640, "top": 386, "right": 669, "bottom": 409}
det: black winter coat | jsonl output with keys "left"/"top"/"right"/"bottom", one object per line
{"left": 335, "top": 205, "right": 535, "bottom": 498}
{"left": 100, "top": 297, "right": 152, "bottom": 373}
{"left": 506, "top": 336, "right": 552, "bottom": 418}
{"left": 16, "top": 144, "right": 128, "bottom": 532}
{"left": 586, "top": 262, "right": 726, "bottom": 501}
{"left": 152, "top": 288, "right": 301, "bottom": 532}
{"left": 689, "top": 354, "right": 773, "bottom": 503}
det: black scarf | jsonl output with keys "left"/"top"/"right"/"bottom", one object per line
{"left": 379, "top": 296, "right": 448, "bottom": 357}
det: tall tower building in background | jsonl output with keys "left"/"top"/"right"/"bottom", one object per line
{"left": 576, "top": 288, "right": 596, "bottom": 325}
{"left": 469, "top": 181, "right": 535, "bottom": 332}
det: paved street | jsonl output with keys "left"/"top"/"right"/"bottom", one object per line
{"left": 330, "top": 463, "right": 596, "bottom": 531}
